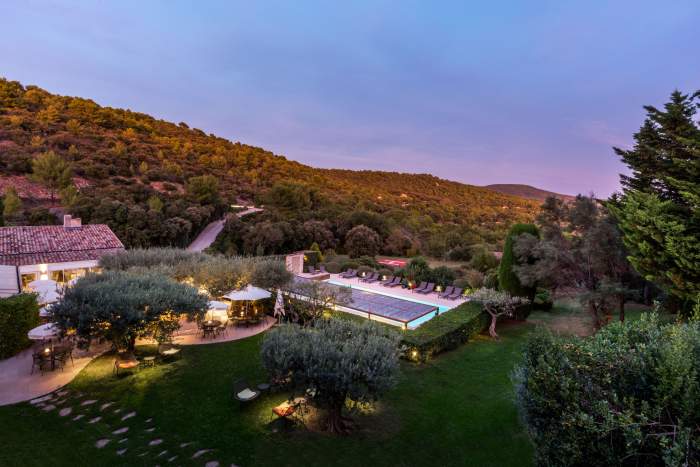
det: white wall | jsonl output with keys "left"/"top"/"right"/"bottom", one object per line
{"left": 0, "top": 265, "right": 19, "bottom": 298}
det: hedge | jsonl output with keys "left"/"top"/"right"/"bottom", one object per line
{"left": 0, "top": 293, "right": 40, "bottom": 359}
{"left": 401, "top": 301, "right": 488, "bottom": 362}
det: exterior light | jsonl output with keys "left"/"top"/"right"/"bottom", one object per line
{"left": 411, "top": 349, "right": 419, "bottom": 360}
{"left": 39, "top": 264, "right": 48, "bottom": 273}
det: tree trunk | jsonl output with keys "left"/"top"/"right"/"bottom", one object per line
{"left": 127, "top": 335, "right": 137, "bottom": 352}
{"left": 325, "top": 402, "right": 350, "bottom": 435}
{"left": 488, "top": 313, "right": 499, "bottom": 340}
{"left": 618, "top": 295, "right": 626, "bottom": 322}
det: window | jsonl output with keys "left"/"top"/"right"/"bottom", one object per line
{"left": 20, "top": 273, "right": 37, "bottom": 290}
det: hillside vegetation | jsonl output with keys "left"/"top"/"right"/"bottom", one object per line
{"left": 0, "top": 78, "right": 538, "bottom": 257}
{"left": 484, "top": 184, "right": 574, "bottom": 202}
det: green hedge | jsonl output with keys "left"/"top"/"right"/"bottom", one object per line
{"left": 0, "top": 293, "right": 40, "bottom": 359}
{"left": 401, "top": 301, "right": 488, "bottom": 362}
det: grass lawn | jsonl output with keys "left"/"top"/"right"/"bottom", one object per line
{"left": 0, "top": 322, "right": 535, "bottom": 467}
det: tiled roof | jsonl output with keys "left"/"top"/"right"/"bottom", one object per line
{"left": 0, "top": 224, "right": 125, "bottom": 266}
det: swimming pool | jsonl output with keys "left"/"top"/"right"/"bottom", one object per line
{"left": 323, "top": 279, "right": 452, "bottom": 329}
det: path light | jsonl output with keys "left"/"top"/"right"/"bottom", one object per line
{"left": 411, "top": 349, "right": 419, "bottom": 360}
{"left": 436, "top": 285, "right": 442, "bottom": 292}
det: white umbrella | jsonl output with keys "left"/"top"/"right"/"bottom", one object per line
{"left": 37, "top": 289, "right": 61, "bottom": 305}
{"left": 223, "top": 285, "right": 271, "bottom": 301}
{"left": 205, "top": 300, "right": 230, "bottom": 321}
{"left": 274, "top": 289, "right": 285, "bottom": 319}
{"left": 27, "top": 323, "right": 60, "bottom": 340}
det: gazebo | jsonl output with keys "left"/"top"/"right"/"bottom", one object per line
{"left": 222, "top": 285, "right": 271, "bottom": 325}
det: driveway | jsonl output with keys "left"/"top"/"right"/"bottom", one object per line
{"left": 187, "top": 207, "right": 262, "bottom": 252}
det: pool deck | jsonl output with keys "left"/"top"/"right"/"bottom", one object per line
{"left": 324, "top": 274, "right": 467, "bottom": 310}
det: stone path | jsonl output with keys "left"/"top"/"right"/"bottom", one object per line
{"left": 28, "top": 389, "right": 237, "bottom": 466}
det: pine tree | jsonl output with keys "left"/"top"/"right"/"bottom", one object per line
{"left": 30, "top": 150, "right": 72, "bottom": 202}
{"left": 610, "top": 90, "right": 700, "bottom": 308}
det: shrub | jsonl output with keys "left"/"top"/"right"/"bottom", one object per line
{"left": 357, "top": 265, "right": 374, "bottom": 277}
{"left": 323, "top": 261, "right": 342, "bottom": 274}
{"left": 304, "top": 249, "right": 321, "bottom": 269}
{"left": 401, "top": 301, "right": 488, "bottom": 361}
{"left": 377, "top": 268, "right": 393, "bottom": 279}
{"left": 514, "top": 315, "right": 700, "bottom": 466}
{"left": 498, "top": 223, "right": 539, "bottom": 298}
{"left": 0, "top": 293, "right": 40, "bottom": 359}
{"left": 533, "top": 288, "right": 553, "bottom": 310}
{"left": 340, "top": 260, "right": 359, "bottom": 272}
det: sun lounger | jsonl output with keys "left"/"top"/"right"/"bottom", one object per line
{"left": 438, "top": 285, "right": 454, "bottom": 298}
{"left": 382, "top": 276, "right": 399, "bottom": 287}
{"left": 380, "top": 275, "right": 395, "bottom": 284}
{"left": 361, "top": 272, "right": 378, "bottom": 283}
{"left": 386, "top": 277, "right": 403, "bottom": 287}
{"left": 413, "top": 281, "right": 428, "bottom": 293}
{"left": 416, "top": 283, "right": 435, "bottom": 295}
{"left": 448, "top": 287, "right": 463, "bottom": 300}
{"left": 340, "top": 269, "right": 356, "bottom": 278}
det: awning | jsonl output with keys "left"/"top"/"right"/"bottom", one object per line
{"left": 223, "top": 285, "right": 271, "bottom": 301}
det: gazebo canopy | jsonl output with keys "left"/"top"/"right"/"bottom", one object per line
{"left": 28, "top": 279, "right": 58, "bottom": 291}
{"left": 208, "top": 300, "right": 229, "bottom": 310}
{"left": 223, "top": 285, "right": 271, "bottom": 301}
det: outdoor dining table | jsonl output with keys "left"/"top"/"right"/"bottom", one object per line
{"left": 202, "top": 320, "right": 221, "bottom": 339}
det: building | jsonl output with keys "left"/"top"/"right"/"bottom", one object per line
{"left": 0, "top": 216, "right": 124, "bottom": 297}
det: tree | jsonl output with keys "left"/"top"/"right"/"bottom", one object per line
{"left": 249, "top": 257, "right": 293, "bottom": 290}
{"left": 147, "top": 195, "right": 164, "bottom": 213}
{"left": 2, "top": 187, "right": 22, "bottom": 220}
{"left": 30, "top": 150, "right": 72, "bottom": 202}
{"left": 302, "top": 220, "right": 336, "bottom": 251}
{"left": 344, "top": 225, "right": 381, "bottom": 258}
{"left": 283, "top": 280, "right": 351, "bottom": 325}
{"left": 52, "top": 271, "right": 208, "bottom": 351}
{"left": 498, "top": 223, "right": 540, "bottom": 298}
{"left": 261, "top": 318, "right": 400, "bottom": 433}
{"left": 610, "top": 90, "right": 700, "bottom": 310}
{"left": 514, "top": 315, "right": 700, "bottom": 466}
{"left": 186, "top": 175, "right": 220, "bottom": 205}
{"left": 470, "top": 288, "right": 528, "bottom": 339}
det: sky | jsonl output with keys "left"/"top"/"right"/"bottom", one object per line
{"left": 1, "top": 1, "right": 699, "bottom": 197}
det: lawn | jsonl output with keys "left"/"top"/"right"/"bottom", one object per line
{"left": 0, "top": 322, "right": 535, "bottom": 467}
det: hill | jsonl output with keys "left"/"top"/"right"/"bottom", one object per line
{"left": 484, "top": 184, "right": 574, "bottom": 202}
{"left": 0, "top": 77, "right": 539, "bottom": 258}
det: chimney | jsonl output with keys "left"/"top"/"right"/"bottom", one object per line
{"left": 71, "top": 217, "right": 82, "bottom": 228}
{"left": 63, "top": 215, "right": 82, "bottom": 229}
{"left": 63, "top": 215, "right": 72, "bottom": 228}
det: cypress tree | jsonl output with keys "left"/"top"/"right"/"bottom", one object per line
{"left": 498, "top": 223, "right": 540, "bottom": 298}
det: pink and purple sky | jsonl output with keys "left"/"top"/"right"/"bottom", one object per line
{"left": 2, "top": 1, "right": 699, "bottom": 197}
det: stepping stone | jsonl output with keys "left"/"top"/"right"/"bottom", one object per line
{"left": 145, "top": 417, "right": 153, "bottom": 423}
{"left": 112, "top": 427, "right": 129, "bottom": 435}
{"left": 121, "top": 411, "right": 136, "bottom": 421}
{"left": 149, "top": 439, "right": 163, "bottom": 446}
{"left": 180, "top": 442, "right": 193, "bottom": 448}
{"left": 117, "top": 448, "right": 127, "bottom": 456}
{"left": 56, "top": 389, "right": 70, "bottom": 397}
{"left": 100, "top": 402, "right": 114, "bottom": 411}
{"left": 88, "top": 416, "right": 102, "bottom": 424}
{"left": 59, "top": 407, "right": 72, "bottom": 417}
{"left": 167, "top": 456, "right": 178, "bottom": 463}
{"left": 81, "top": 399, "right": 98, "bottom": 406}
{"left": 95, "top": 439, "right": 110, "bottom": 449}
{"left": 118, "top": 438, "right": 129, "bottom": 444}
{"left": 30, "top": 395, "right": 53, "bottom": 405}
{"left": 113, "top": 408, "right": 122, "bottom": 414}
{"left": 158, "top": 450, "right": 168, "bottom": 457}
{"left": 41, "top": 404, "right": 56, "bottom": 412}
{"left": 192, "top": 449, "right": 212, "bottom": 459}
{"left": 72, "top": 414, "right": 84, "bottom": 421}
{"left": 138, "top": 452, "right": 148, "bottom": 457}
{"left": 205, "top": 462, "right": 220, "bottom": 467}
{"left": 145, "top": 427, "right": 155, "bottom": 433}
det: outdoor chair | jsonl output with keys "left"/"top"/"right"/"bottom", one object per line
{"left": 158, "top": 343, "right": 181, "bottom": 360}
{"left": 413, "top": 281, "right": 428, "bottom": 293}
{"left": 233, "top": 379, "right": 260, "bottom": 403}
{"left": 30, "top": 352, "right": 49, "bottom": 375}
{"left": 448, "top": 287, "right": 463, "bottom": 300}
{"left": 438, "top": 286, "right": 454, "bottom": 299}
{"left": 113, "top": 353, "right": 140, "bottom": 375}
{"left": 318, "top": 264, "right": 328, "bottom": 274}
{"left": 416, "top": 283, "right": 435, "bottom": 294}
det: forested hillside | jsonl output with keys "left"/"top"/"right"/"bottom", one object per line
{"left": 0, "top": 78, "right": 538, "bottom": 258}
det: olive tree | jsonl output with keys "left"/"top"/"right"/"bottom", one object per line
{"left": 284, "top": 280, "right": 351, "bottom": 326}
{"left": 261, "top": 318, "right": 400, "bottom": 434}
{"left": 470, "top": 287, "right": 528, "bottom": 339}
{"left": 52, "top": 271, "right": 208, "bottom": 350}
